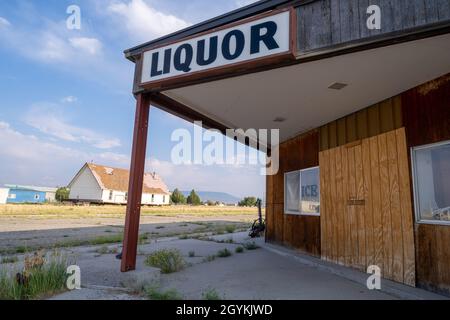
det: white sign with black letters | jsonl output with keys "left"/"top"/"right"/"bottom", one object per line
{"left": 141, "top": 11, "right": 291, "bottom": 85}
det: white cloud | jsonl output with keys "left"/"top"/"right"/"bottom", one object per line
{"left": 26, "top": 32, "right": 67, "bottom": 62}
{"left": 69, "top": 37, "right": 103, "bottom": 56}
{"left": 0, "top": 20, "right": 104, "bottom": 63}
{"left": 0, "top": 121, "right": 264, "bottom": 197}
{"left": 0, "top": 17, "right": 11, "bottom": 27}
{"left": 145, "top": 157, "right": 265, "bottom": 198}
{"left": 24, "top": 102, "right": 121, "bottom": 149}
{"left": 61, "top": 96, "right": 78, "bottom": 104}
{"left": 108, "top": 0, "right": 191, "bottom": 42}
{"left": 0, "top": 121, "right": 129, "bottom": 186}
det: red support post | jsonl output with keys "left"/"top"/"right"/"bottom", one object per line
{"left": 121, "top": 94, "right": 150, "bottom": 272}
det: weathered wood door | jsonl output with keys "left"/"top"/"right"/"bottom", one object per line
{"left": 319, "top": 128, "right": 416, "bottom": 286}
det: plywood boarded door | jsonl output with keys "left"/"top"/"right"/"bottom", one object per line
{"left": 319, "top": 128, "right": 415, "bottom": 286}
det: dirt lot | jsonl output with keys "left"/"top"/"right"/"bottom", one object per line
{"left": 0, "top": 204, "right": 257, "bottom": 254}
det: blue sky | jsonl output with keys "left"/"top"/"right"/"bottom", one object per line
{"left": 0, "top": 0, "right": 265, "bottom": 199}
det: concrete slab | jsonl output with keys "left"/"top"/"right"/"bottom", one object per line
{"left": 157, "top": 248, "right": 395, "bottom": 300}
{"left": 17, "top": 231, "right": 445, "bottom": 300}
{"left": 261, "top": 242, "right": 447, "bottom": 300}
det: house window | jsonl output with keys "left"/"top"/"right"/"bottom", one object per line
{"left": 163, "top": 195, "right": 165, "bottom": 203}
{"left": 34, "top": 194, "right": 40, "bottom": 200}
{"left": 151, "top": 194, "right": 155, "bottom": 202}
{"left": 8, "top": 194, "right": 16, "bottom": 199}
{"left": 125, "top": 192, "right": 128, "bottom": 201}
{"left": 412, "top": 140, "right": 450, "bottom": 225}
{"left": 109, "top": 190, "right": 113, "bottom": 200}
{"left": 284, "top": 167, "right": 320, "bottom": 216}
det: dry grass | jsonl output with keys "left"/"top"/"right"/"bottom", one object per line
{"left": 0, "top": 250, "right": 71, "bottom": 300}
{"left": 0, "top": 204, "right": 259, "bottom": 220}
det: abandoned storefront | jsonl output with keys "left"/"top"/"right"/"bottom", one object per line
{"left": 121, "top": 0, "right": 450, "bottom": 296}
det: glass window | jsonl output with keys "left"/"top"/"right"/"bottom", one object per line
{"left": 34, "top": 194, "right": 40, "bottom": 200}
{"left": 300, "top": 167, "right": 320, "bottom": 216}
{"left": 284, "top": 167, "right": 320, "bottom": 216}
{"left": 412, "top": 140, "right": 450, "bottom": 224}
{"left": 109, "top": 190, "right": 113, "bottom": 200}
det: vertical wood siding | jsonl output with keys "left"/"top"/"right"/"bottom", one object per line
{"left": 320, "top": 128, "right": 416, "bottom": 286}
{"left": 297, "top": 0, "right": 450, "bottom": 53}
{"left": 319, "top": 96, "right": 403, "bottom": 151}
{"left": 402, "top": 74, "right": 450, "bottom": 295}
{"left": 265, "top": 131, "right": 321, "bottom": 256}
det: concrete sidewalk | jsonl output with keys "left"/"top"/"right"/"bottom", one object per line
{"left": 49, "top": 232, "right": 447, "bottom": 300}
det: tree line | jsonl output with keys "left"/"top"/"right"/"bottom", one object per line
{"left": 55, "top": 186, "right": 260, "bottom": 207}
{"left": 171, "top": 188, "right": 260, "bottom": 207}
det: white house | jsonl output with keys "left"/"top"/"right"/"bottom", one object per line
{"left": 0, "top": 188, "right": 9, "bottom": 204}
{"left": 68, "top": 163, "right": 170, "bottom": 205}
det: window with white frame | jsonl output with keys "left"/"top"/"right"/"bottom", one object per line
{"left": 284, "top": 167, "right": 320, "bottom": 216}
{"left": 412, "top": 140, "right": 450, "bottom": 224}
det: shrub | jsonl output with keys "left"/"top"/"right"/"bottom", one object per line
{"left": 238, "top": 196, "right": 258, "bottom": 207}
{"left": 186, "top": 190, "right": 201, "bottom": 206}
{"left": 225, "top": 225, "right": 236, "bottom": 233}
{"left": 1, "top": 256, "right": 18, "bottom": 264}
{"left": 95, "top": 246, "right": 117, "bottom": 255}
{"left": 235, "top": 246, "right": 244, "bottom": 253}
{"left": 15, "top": 246, "right": 27, "bottom": 254}
{"left": 55, "top": 187, "right": 70, "bottom": 202}
{"left": 145, "top": 286, "right": 183, "bottom": 300}
{"left": 217, "top": 248, "right": 232, "bottom": 258}
{"left": 145, "top": 249, "right": 185, "bottom": 274}
{"left": 90, "top": 234, "right": 123, "bottom": 245}
{"left": 0, "top": 250, "right": 70, "bottom": 300}
{"left": 170, "top": 188, "right": 186, "bottom": 205}
{"left": 243, "top": 241, "right": 260, "bottom": 250}
{"left": 202, "top": 288, "right": 221, "bottom": 300}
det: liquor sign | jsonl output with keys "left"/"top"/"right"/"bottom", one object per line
{"left": 140, "top": 10, "right": 294, "bottom": 87}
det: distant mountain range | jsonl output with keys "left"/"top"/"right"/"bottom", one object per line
{"left": 181, "top": 191, "right": 241, "bottom": 204}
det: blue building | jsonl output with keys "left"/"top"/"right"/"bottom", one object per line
{"left": 5, "top": 185, "right": 56, "bottom": 204}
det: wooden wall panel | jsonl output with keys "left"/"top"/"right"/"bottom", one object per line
{"left": 265, "top": 130, "right": 321, "bottom": 257}
{"left": 416, "top": 224, "right": 450, "bottom": 295}
{"left": 265, "top": 174, "right": 274, "bottom": 242}
{"left": 402, "top": 74, "right": 450, "bottom": 295}
{"left": 319, "top": 96, "right": 403, "bottom": 151}
{"left": 320, "top": 128, "right": 416, "bottom": 286}
{"left": 296, "top": 0, "right": 450, "bottom": 53}
{"left": 402, "top": 74, "right": 450, "bottom": 147}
